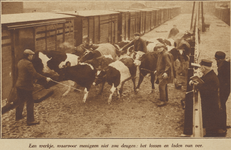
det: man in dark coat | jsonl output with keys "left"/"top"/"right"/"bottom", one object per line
{"left": 168, "top": 25, "right": 179, "bottom": 39}
{"left": 155, "top": 43, "right": 174, "bottom": 106}
{"left": 215, "top": 51, "right": 231, "bottom": 131}
{"left": 122, "top": 32, "right": 147, "bottom": 53}
{"left": 15, "top": 49, "right": 51, "bottom": 125}
{"left": 190, "top": 59, "right": 221, "bottom": 136}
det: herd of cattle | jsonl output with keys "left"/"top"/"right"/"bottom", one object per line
{"left": 33, "top": 32, "right": 193, "bottom": 104}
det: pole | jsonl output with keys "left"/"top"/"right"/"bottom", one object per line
{"left": 201, "top": 2, "right": 206, "bottom": 32}
{"left": 190, "top": 2, "right": 196, "bottom": 30}
{"left": 183, "top": 1, "right": 198, "bottom": 136}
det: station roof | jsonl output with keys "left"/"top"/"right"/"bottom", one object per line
{"left": 58, "top": 10, "right": 119, "bottom": 17}
{"left": 1, "top": 12, "right": 75, "bottom": 24}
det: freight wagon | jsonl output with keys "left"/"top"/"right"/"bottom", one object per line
{"left": 214, "top": 7, "right": 230, "bottom": 26}
{"left": 58, "top": 10, "right": 120, "bottom": 46}
{"left": 1, "top": 12, "right": 75, "bottom": 100}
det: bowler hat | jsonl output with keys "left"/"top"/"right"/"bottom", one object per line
{"left": 24, "top": 49, "right": 35, "bottom": 55}
{"left": 134, "top": 32, "right": 140, "bottom": 36}
{"left": 200, "top": 59, "right": 212, "bottom": 67}
{"left": 215, "top": 51, "right": 226, "bottom": 60}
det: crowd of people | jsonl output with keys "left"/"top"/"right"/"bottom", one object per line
{"left": 11, "top": 25, "right": 230, "bottom": 138}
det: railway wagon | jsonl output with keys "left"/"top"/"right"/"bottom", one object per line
{"left": 117, "top": 10, "right": 130, "bottom": 41}
{"left": 143, "top": 9, "right": 153, "bottom": 33}
{"left": 146, "top": 8, "right": 155, "bottom": 32}
{"left": 139, "top": 9, "right": 146, "bottom": 35}
{"left": 58, "top": 10, "right": 120, "bottom": 46}
{"left": 214, "top": 7, "right": 230, "bottom": 26}
{"left": 158, "top": 7, "right": 164, "bottom": 24}
{"left": 173, "top": 6, "right": 181, "bottom": 18}
{"left": 155, "top": 8, "right": 161, "bottom": 27}
{"left": 149, "top": 8, "right": 159, "bottom": 29}
{"left": 1, "top": 12, "right": 75, "bottom": 100}
{"left": 128, "top": 10, "right": 141, "bottom": 40}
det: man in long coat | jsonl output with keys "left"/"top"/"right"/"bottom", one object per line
{"left": 155, "top": 43, "right": 175, "bottom": 106}
{"left": 15, "top": 49, "right": 51, "bottom": 125}
{"left": 168, "top": 25, "right": 179, "bottom": 39}
{"left": 122, "top": 32, "right": 147, "bottom": 53}
{"left": 215, "top": 51, "right": 230, "bottom": 132}
{"left": 191, "top": 59, "right": 221, "bottom": 136}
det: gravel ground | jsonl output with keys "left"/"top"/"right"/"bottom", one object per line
{"left": 1, "top": 14, "right": 230, "bottom": 138}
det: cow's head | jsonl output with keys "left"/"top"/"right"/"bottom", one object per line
{"left": 132, "top": 51, "right": 145, "bottom": 66}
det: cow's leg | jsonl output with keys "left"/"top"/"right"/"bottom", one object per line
{"left": 116, "top": 88, "right": 120, "bottom": 99}
{"left": 136, "top": 72, "right": 146, "bottom": 92}
{"left": 132, "top": 77, "right": 136, "bottom": 92}
{"left": 62, "top": 80, "right": 75, "bottom": 96}
{"left": 83, "top": 87, "right": 89, "bottom": 103}
{"left": 108, "top": 83, "right": 116, "bottom": 105}
{"left": 149, "top": 73, "right": 155, "bottom": 94}
{"left": 98, "top": 81, "right": 106, "bottom": 95}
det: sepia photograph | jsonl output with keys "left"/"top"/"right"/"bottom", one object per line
{"left": 1, "top": 0, "right": 231, "bottom": 149}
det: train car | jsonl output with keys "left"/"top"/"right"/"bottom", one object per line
{"left": 147, "top": 8, "right": 159, "bottom": 30}
{"left": 116, "top": 10, "right": 130, "bottom": 41}
{"left": 155, "top": 8, "right": 161, "bottom": 27}
{"left": 1, "top": 12, "right": 75, "bottom": 100}
{"left": 214, "top": 7, "right": 230, "bottom": 26}
{"left": 127, "top": 10, "right": 140, "bottom": 40}
{"left": 58, "top": 10, "right": 120, "bottom": 46}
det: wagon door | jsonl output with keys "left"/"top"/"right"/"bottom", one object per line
{"left": 2, "top": 28, "right": 13, "bottom": 100}
{"left": 94, "top": 16, "right": 100, "bottom": 44}
{"left": 100, "top": 15, "right": 110, "bottom": 43}
{"left": 89, "top": 17, "right": 94, "bottom": 42}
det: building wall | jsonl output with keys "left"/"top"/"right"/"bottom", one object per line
{"left": 2, "top": 2, "right": 23, "bottom": 14}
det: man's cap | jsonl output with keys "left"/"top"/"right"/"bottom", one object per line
{"left": 200, "top": 59, "right": 212, "bottom": 67}
{"left": 215, "top": 51, "right": 226, "bottom": 60}
{"left": 155, "top": 43, "right": 166, "bottom": 48}
{"left": 134, "top": 32, "right": 140, "bottom": 36}
{"left": 24, "top": 49, "right": 35, "bottom": 55}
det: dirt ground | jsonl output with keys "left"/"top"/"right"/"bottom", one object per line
{"left": 1, "top": 14, "right": 230, "bottom": 138}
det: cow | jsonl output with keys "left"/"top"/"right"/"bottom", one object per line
{"left": 93, "top": 56, "right": 137, "bottom": 104}
{"left": 79, "top": 43, "right": 119, "bottom": 62}
{"left": 32, "top": 50, "right": 79, "bottom": 89}
{"left": 58, "top": 62, "right": 96, "bottom": 103}
{"left": 132, "top": 48, "right": 177, "bottom": 93}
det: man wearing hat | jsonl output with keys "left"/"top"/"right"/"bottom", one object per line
{"left": 121, "top": 32, "right": 147, "bottom": 53}
{"left": 155, "top": 43, "right": 174, "bottom": 106}
{"left": 15, "top": 49, "right": 51, "bottom": 125}
{"left": 215, "top": 51, "right": 230, "bottom": 131}
{"left": 168, "top": 25, "right": 179, "bottom": 39}
{"left": 190, "top": 59, "right": 222, "bottom": 136}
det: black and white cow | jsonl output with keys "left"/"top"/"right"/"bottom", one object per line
{"left": 94, "top": 56, "right": 137, "bottom": 104}
{"left": 59, "top": 62, "right": 96, "bottom": 103}
{"left": 32, "top": 50, "right": 79, "bottom": 91}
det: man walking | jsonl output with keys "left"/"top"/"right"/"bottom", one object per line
{"left": 215, "top": 51, "right": 230, "bottom": 132}
{"left": 168, "top": 25, "right": 179, "bottom": 39}
{"left": 155, "top": 43, "right": 174, "bottom": 106}
{"left": 15, "top": 49, "right": 51, "bottom": 125}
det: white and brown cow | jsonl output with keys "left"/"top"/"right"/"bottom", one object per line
{"left": 94, "top": 55, "right": 136, "bottom": 104}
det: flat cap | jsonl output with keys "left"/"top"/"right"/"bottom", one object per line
{"left": 134, "top": 32, "right": 140, "bottom": 36}
{"left": 200, "top": 59, "right": 212, "bottom": 67}
{"left": 24, "top": 49, "right": 35, "bottom": 55}
{"left": 155, "top": 43, "right": 166, "bottom": 48}
{"left": 215, "top": 51, "right": 226, "bottom": 60}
